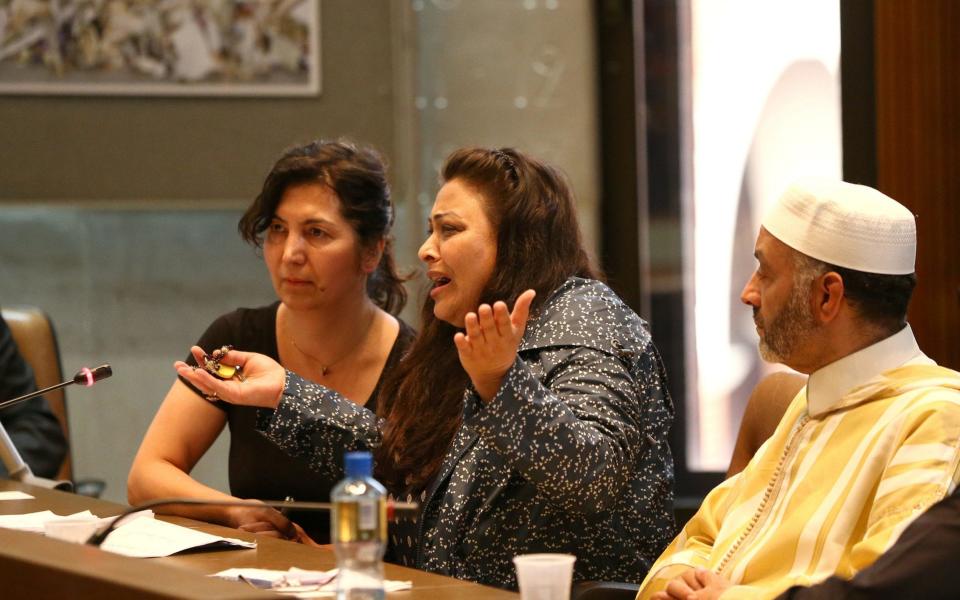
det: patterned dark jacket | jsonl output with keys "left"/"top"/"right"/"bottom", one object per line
{"left": 260, "top": 277, "right": 675, "bottom": 589}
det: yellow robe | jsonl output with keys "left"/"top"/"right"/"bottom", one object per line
{"left": 638, "top": 363, "right": 960, "bottom": 599}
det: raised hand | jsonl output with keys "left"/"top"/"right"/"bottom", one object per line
{"left": 175, "top": 346, "right": 285, "bottom": 409}
{"left": 454, "top": 289, "right": 536, "bottom": 403}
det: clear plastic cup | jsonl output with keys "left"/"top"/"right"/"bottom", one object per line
{"left": 512, "top": 553, "right": 576, "bottom": 600}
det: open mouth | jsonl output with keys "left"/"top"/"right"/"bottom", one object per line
{"left": 430, "top": 276, "right": 451, "bottom": 297}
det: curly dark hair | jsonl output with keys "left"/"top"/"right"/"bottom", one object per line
{"left": 238, "top": 139, "right": 407, "bottom": 314}
{"left": 375, "top": 147, "right": 599, "bottom": 492}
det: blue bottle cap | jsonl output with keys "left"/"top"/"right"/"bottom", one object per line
{"left": 344, "top": 451, "right": 373, "bottom": 478}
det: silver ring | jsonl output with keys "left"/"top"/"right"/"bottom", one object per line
{"left": 205, "top": 392, "right": 219, "bottom": 402}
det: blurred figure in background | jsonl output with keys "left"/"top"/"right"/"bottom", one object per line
{"left": 0, "top": 311, "right": 67, "bottom": 479}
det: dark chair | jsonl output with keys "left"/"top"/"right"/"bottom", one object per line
{"left": 2, "top": 306, "right": 105, "bottom": 496}
{"left": 572, "top": 581, "right": 640, "bottom": 600}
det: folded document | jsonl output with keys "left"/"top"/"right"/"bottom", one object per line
{"left": 214, "top": 567, "right": 413, "bottom": 597}
{"left": 0, "top": 509, "right": 255, "bottom": 557}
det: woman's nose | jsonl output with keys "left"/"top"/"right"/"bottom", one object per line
{"left": 283, "top": 234, "right": 307, "bottom": 263}
{"left": 418, "top": 235, "right": 437, "bottom": 263}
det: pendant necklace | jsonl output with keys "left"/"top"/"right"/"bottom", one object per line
{"left": 290, "top": 310, "right": 376, "bottom": 376}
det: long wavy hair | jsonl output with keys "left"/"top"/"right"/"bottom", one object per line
{"left": 375, "top": 147, "right": 599, "bottom": 493}
{"left": 238, "top": 139, "right": 407, "bottom": 314}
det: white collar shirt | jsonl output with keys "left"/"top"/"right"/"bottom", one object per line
{"left": 806, "top": 324, "right": 934, "bottom": 417}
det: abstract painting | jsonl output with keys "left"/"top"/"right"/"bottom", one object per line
{"left": 0, "top": 0, "right": 320, "bottom": 95}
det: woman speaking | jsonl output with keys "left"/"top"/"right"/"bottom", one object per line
{"left": 177, "top": 147, "right": 675, "bottom": 589}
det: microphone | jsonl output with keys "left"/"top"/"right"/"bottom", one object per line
{"left": 0, "top": 364, "right": 112, "bottom": 491}
{"left": 85, "top": 497, "right": 419, "bottom": 547}
{"left": 0, "top": 364, "right": 112, "bottom": 411}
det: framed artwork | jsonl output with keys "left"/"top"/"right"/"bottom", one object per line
{"left": 0, "top": 0, "right": 320, "bottom": 96}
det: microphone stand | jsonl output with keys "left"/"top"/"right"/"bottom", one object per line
{"left": 0, "top": 364, "right": 112, "bottom": 412}
{"left": 0, "top": 421, "right": 72, "bottom": 491}
{"left": 1, "top": 364, "right": 111, "bottom": 491}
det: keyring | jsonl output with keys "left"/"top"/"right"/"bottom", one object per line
{"left": 201, "top": 345, "right": 246, "bottom": 382}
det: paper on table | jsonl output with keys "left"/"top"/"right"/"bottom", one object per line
{"left": 0, "top": 491, "right": 34, "bottom": 501}
{"left": 0, "top": 508, "right": 154, "bottom": 535}
{"left": 214, "top": 566, "right": 338, "bottom": 588}
{"left": 213, "top": 567, "right": 413, "bottom": 597}
{"left": 0, "top": 508, "right": 254, "bottom": 557}
{"left": 0, "top": 509, "right": 99, "bottom": 533}
{"left": 291, "top": 579, "right": 413, "bottom": 598}
{"left": 100, "top": 517, "right": 256, "bottom": 558}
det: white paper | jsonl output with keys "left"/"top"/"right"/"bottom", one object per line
{"left": 293, "top": 578, "right": 412, "bottom": 598}
{"left": 0, "top": 509, "right": 253, "bottom": 557}
{"left": 0, "top": 491, "right": 34, "bottom": 501}
{"left": 214, "top": 566, "right": 337, "bottom": 589}
{"left": 0, "top": 509, "right": 98, "bottom": 533}
{"left": 101, "top": 517, "right": 256, "bottom": 558}
{"left": 212, "top": 567, "right": 412, "bottom": 597}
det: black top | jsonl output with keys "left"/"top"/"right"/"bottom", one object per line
{"left": 0, "top": 312, "right": 67, "bottom": 479}
{"left": 181, "top": 302, "right": 415, "bottom": 542}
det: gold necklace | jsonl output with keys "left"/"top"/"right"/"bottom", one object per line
{"left": 289, "top": 310, "right": 377, "bottom": 376}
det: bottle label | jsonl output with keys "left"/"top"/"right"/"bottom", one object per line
{"left": 358, "top": 500, "right": 376, "bottom": 531}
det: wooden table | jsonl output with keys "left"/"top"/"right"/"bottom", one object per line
{"left": 0, "top": 479, "right": 518, "bottom": 599}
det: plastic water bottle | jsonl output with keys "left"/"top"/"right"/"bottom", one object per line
{"left": 331, "top": 451, "right": 387, "bottom": 600}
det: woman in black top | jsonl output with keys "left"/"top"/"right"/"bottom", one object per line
{"left": 128, "top": 140, "right": 413, "bottom": 542}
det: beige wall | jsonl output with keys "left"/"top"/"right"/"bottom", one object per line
{"left": 394, "top": 0, "right": 600, "bottom": 258}
{"left": 0, "top": 2, "right": 395, "bottom": 202}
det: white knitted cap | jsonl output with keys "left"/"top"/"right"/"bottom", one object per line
{"left": 761, "top": 179, "right": 916, "bottom": 275}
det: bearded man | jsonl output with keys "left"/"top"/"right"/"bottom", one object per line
{"left": 638, "top": 180, "right": 960, "bottom": 600}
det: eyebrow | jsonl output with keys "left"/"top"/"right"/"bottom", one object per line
{"left": 272, "top": 215, "right": 336, "bottom": 227}
{"left": 428, "top": 211, "right": 459, "bottom": 223}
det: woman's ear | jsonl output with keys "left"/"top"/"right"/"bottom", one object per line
{"left": 361, "top": 238, "right": 386, "bottom": 274}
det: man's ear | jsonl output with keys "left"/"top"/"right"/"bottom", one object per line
{"left": 362, "top": 238, "right": 386, "bottom": 274}
{"left": 814, "top": 271, "right": 845, "bottom": 323}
